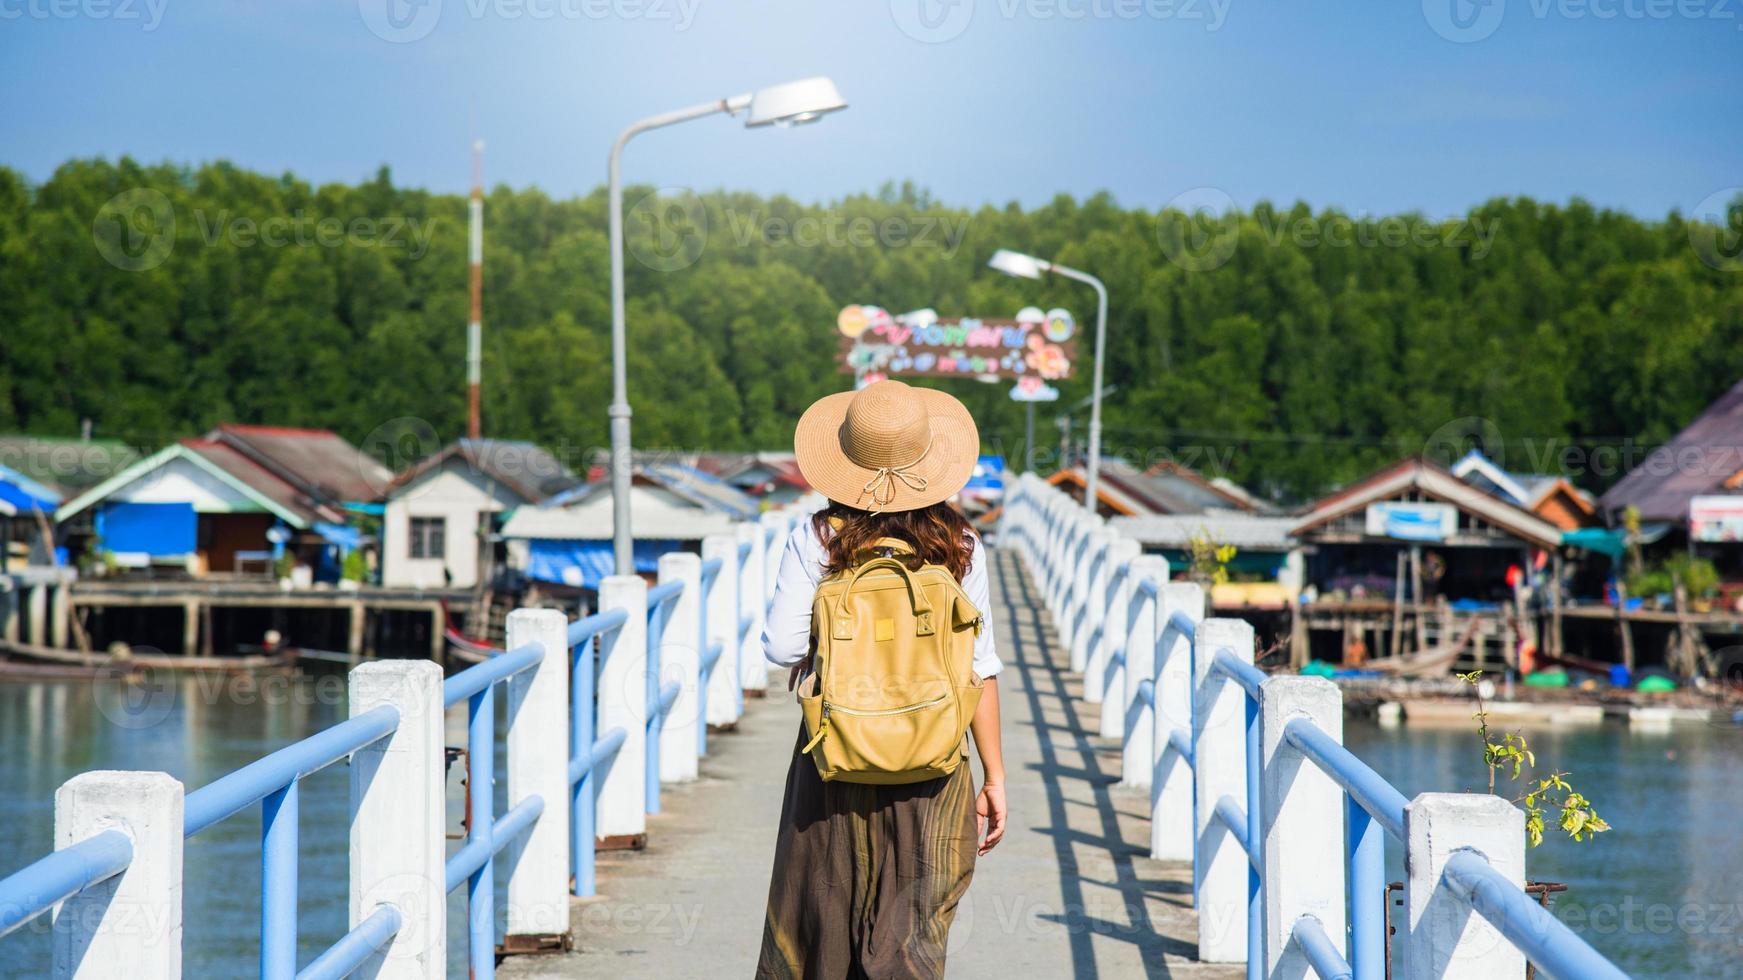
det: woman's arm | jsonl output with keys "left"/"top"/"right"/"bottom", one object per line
{"left": 969, "top": 677, "right": 1007, "bottom": 855}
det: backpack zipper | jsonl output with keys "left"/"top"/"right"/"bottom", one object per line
{"left": 801, "top": 693, "right": 950, "bottom": 753}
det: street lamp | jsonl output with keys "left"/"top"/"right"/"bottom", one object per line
{"left": 988, "top": 248, "right": 1109, "bottom": 516}
{"left": 608, "top": 77, "right": 847, "bottom": 575}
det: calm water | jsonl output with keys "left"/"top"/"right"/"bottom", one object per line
{"left": 0, "top": 675, "right": 1738, "bottom": 978}
{"left": 0, "top": 673, "right": 503, "bottom": 979}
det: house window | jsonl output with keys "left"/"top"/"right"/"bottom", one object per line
{"left": 409, "top": 516, "right": 446, "bottom": 560}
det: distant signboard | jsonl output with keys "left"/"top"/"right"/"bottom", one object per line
{"left": 1365, "top": 501, "right": 1458, "bottom": 542}
{"left": 837, "top": 304, "right": 1076, "bottom": 382}
{"left": 1009, "top": 376, "right": 1061, "bottom": 402}
{"left": 1690, "top": 495, "right": 1743, "bottom": 542}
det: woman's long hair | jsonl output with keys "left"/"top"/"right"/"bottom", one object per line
{"left": 811, "top": 500, "right": 977, "bottom": 582}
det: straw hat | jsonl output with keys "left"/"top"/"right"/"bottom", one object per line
{"left": 794, "top": 380, "right": 980, "bottom": 513}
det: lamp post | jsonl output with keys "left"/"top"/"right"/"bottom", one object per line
{"left": 608, "top": 77, "right": 847, "bottom": 575}
{"left": 989, "top": 248, "right": 1109, "bottom": 515}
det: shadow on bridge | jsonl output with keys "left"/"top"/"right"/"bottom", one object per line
{"left": 985, "top": 548, "right": 1215, "bottom": 979}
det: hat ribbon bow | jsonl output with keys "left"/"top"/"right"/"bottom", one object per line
{"left": 859, "top": 437, "right": 932, "bottom": 513}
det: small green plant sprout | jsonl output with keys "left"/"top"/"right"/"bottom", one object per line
{"left": 1188, "top": 531, "right": 1238, "bottom": 586}
{"left": 1457, "top": 670, "right": 1611, "bottom": 848}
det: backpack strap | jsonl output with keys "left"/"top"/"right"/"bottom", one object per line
{"left": 829, "top": 556, "right": 937, "bottom": 640}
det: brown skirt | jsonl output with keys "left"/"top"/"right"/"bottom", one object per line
{"left": 756, "top": 724, "right": 979, "bottom": 980}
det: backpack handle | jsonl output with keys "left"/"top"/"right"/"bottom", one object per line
{"left": 829, "top": 556, "right": 937, "bottom": 640}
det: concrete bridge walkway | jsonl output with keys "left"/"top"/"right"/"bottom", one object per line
{"left": 504, "top": 548, "right": 1242, "bottom": 979}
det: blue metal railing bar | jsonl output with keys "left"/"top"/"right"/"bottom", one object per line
{"left": 644, "top": 579, "right": 687, "bottom": 814}
{"left": 1291, "top": 915, "right": 1353, "bottom": 980}
{"left": 1166, "top": 726, "right": 1192, "bottom": 764}
{"left": 736, "top": 541, "right": 752, "bottom": 562}
{"left": 1442, "top": 850, "right": 1630, "bottom": 980}
{"left": 1134, "top": 577, "right": 1161, "bottom": 601}
{"left": 183, "top": 705, "right": 401, "bottom": 836}
{"left": 1134, "top": 678, "right": 1153, "bottom": 707}
{"left": 1166, "top": 609, "right": 1198, "bottom": 643}
{"left": 646, "top": 580, "right": 683, "bottom": 611}
{"left": 294, "top": 904, "right": 402, "bottom": 980}
{"left": 700, "top": 557, "right": 723, "bottom": 583}
{"left": 1210, "top": 796, "right": 1256, "bottom": 871}
{"left": 569, "top": 727, "right": 628, "bottom": 786}
{"left": 569, "top": 611, "right": 629, "bottom": 899}
{"left": 1211, "top": 650, "right": 1267, "bottom": 698}
{"left": 1281, "top": 717, "right": 1409, "bottom": 840}
{"left": 0, "top": 829, "right": 132, "bottom": 939}
{"left": 445, "top": 795, "right": 545, "bottom": 894}
{"left": 566, "top": 608, "right": 627, "bottom": 650}
{"left": 443, "top": 642, "right": 544, "bottom": 708}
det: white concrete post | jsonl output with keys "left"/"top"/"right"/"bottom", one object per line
{"left": 1098, "top": 547, "right": 1144, "bottom": 740}
{"left": 760, "top": 512, "right": 787, "bottom": 610}
{"left": 596, "top": 575, "right": 649, "bottom": 839}
{"left": 1086, "top": 538, "right": 1141, "bottom": 705}
{"left": 1056, "top": 517, "right": 1085, "bottom": 630}
{"left": 1151, "top": 581, "right": 1205, "bottom": 861}
{"left": 735, "top": 522, "right": 768, "bottom": 694}
{"left": 503, "top": 608, "right": 571, "bottom": 939}
{"left": 700, "top": 533, "right": 741, "bottom": 728}
{"left": 655, "top": 554, "right": 701, "bottom": 783}
{"left": 1193, "top": 618, "right": 1255, "bottom": 962}
{"left": 1257, "top": 676, "right": 1346, "bottom": 978}
{"left": 1070, "top": 527, "right": 1114, "bottom": 673}
{"left": 1401, "top": 794, "right": 1526, "bottom": 980}
{"left": 1119, "top": 555, "right": 1169, "bottom": 786}
{"left": 349, "top": 660, "right": 446, "bottom": 978}
{"left": 53, "top": 771, "right": 183, "bottom": 978}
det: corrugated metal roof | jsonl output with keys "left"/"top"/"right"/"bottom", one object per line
{"left": 386, "top": 439, "right": 581, "bottom": 503}
{"left": 184, "top": 439, "right": 337, "bottom": 526}
{"left": 1597, "top": 378, "right": 1743, "bottom": 522}
{"left": 1109, "top": 513, "right": 1298, "bottom": 550}
{"left": 212, "top": 424, "right": 393, "bottom": 504}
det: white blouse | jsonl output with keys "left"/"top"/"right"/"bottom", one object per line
{"left": 761, "top": 519, "right": 1004, "bottom": 680}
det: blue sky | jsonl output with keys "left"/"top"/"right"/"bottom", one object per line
{"left": 2, "top": 0, "right": 1738, "bottom": 218}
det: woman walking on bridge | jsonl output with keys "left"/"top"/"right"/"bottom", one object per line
{"left": 757, "top": 380, "right": 1008, "bottom": 979}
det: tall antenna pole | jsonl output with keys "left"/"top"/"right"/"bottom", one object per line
{"left": 467, "top": 139, "right": 484, "bottom": 441}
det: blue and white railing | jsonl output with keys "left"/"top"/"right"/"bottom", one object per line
{"left": 1001, "top": 474, "right": 1628, "bottom": 980}
{"left": 0, "top": 509, "right": 808, "bottom": 979}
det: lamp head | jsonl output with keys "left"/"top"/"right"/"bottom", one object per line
{"left": 744, "top": 76, "right": 848, "bottom": 128}
{"left": 988, "top": 249, "right": 1050, "bottom": 280}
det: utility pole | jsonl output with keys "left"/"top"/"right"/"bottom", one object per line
{"left": 467, "top": 139, "right": 484, "bottom": 441}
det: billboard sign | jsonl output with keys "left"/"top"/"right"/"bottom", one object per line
{"left": 1691, "top": 495, "right": 1743, "bottom": 542}
{"left": 837, "top": 304, "right": 1076, "bottom": 382}
{"left": 1365, "top": 501, "right": 1458, "bottom": 542}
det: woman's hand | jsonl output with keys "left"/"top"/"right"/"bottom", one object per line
{"left": 975, "top": 782, "right": 1007, "bottom": 856}
{"left": 787, "top": 654, "right": 812, "bottom": 692}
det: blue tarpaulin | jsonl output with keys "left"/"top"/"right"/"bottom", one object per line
{"left": 0, "top": 464, "right": 58, "bottom": 513}
{"left": 96, "top": 502, "right": 197, "bottom": 556}
{"left": 527, "top": 538, "right": 686, "bottom": 588}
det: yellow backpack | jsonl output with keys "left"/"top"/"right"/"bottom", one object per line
{"left": 798, "top": 538, "right": 985, "bottom": 784}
